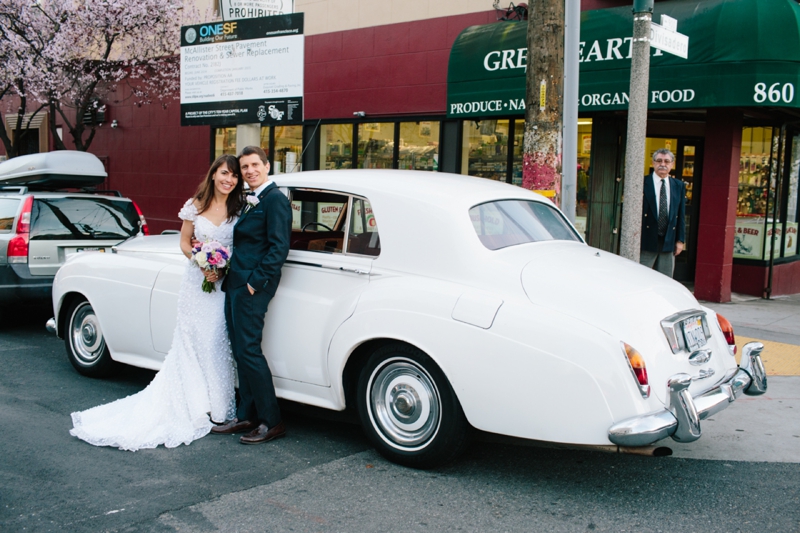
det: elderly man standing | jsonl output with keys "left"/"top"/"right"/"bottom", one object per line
{"left": 639, "top": 148, "right": 686, "bottom": 277}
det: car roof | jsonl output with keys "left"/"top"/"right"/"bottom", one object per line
{"left": 272, "top": 169, "right": 552, "bottom": 212}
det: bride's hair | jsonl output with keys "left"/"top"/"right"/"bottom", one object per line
{"left": 195, "top": 155, "right": 245, "bottom": 221}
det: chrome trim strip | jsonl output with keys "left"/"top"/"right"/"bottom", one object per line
{"left": 608, "top": 342, "right": 767, "bottom": 447}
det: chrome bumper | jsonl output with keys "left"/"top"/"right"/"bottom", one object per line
{"left": 46, "top": 317, "right": 57, "bottom": 336}
{"left": 608, "top": 342, "right": 767, "bottom": 447}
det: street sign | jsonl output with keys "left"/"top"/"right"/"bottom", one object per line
{"left": 650, "top": 18, "right": 689, "bottom": 59}
{"left": 220, "top": 0, "right": 294, "bottom": 21}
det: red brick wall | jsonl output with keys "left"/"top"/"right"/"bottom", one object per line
{"left": 732, "top": 261, "right": 800, "bottom": 297}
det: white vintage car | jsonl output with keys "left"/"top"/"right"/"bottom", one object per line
{"left": 47, "top": 170, "right": 767, "bottom": 467}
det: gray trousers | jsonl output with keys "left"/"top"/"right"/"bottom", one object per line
{"left": 640, "top": 238, "right": 675, "bottom": 277}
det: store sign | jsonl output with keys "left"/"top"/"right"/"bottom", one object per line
{"left": 220, "top": 0, "right": 294, "bottom": 21}
{"left": 180, "top": 14, "right": 304, "bottom": 127}
{"left": 733, "top": 219, "right": 799, "bottom": 259}
{"left": 447, "top": 0, "right": 800, "bottom": 118}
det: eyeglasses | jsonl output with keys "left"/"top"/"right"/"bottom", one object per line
{"left": 654, "top": 158, "right": 673, "bottom": 164}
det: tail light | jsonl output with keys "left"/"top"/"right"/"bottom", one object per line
{"left": 132, "top": 200, "right": 149, "bottom": 235}
{"left": 716, "top": 313, "right": 736, "bottom": 355}
{"left": 7, "top": 196, "right": 33, "bottom": 264}
{"left": 622, "top": 342, "right": 650, "bottom": 398}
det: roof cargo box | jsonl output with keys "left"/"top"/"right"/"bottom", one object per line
{"left": 0, "top": 151, "right": 106, "bottom": 189}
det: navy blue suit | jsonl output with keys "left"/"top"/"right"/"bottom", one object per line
{"left": 641, "top": 173, "right": 686, "bottom": 253}
{"left": 222, "top": 182, "right": 292, "bottom": 427}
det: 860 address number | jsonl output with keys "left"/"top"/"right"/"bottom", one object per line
{"left": 754, "top": 82, "right": 795, "bottom": 104}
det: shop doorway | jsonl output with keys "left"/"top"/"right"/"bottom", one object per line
{"left": 644, "top": 137, "right": 704, "bottom": 282}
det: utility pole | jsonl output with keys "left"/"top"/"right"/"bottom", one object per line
{"left": 619, "top": 0, "right": 654, "bottom": 261}
{"left": 522, "top": 0, "right": 564, "bottom": 205}
{"left": 561, "top": 0, "right": 580, "bottom": 223}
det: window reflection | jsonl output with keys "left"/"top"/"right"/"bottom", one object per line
{"left": 398, "top": 122, "right": 439, "bottom": 171}
{"left": 274, "top": 126, "right": 302, "bottom": 174}
{"left": 358, "top": 123, "right": 394, "bottom": 169}
{"left": 461, "top": 119, "right": 510, "bottom": 181}
{"left": 214, "top": 127, "right": 236, "bottom": 158}
{"left": 320, "top": 124, "right": 353, "bottom": 170}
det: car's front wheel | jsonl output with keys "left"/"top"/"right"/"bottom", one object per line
{"left": 64, "top": 298, "right": 115, "bottom": 378}
{"left": 357, "top": 343, "right": 469, "bottom": 468}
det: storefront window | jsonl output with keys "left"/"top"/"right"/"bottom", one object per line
{"left": 320, "top": 124, "right": 353, "bottom": 170}
{"left": 214, "top": 127, "right": 236, "bottom": 158}
{"left": 274, "top": 125, "right": 303, "bottom": 174}
{"left": 358, "top": 123, "right": 394, "bottom": 169}
{"left": 511, "top": 121, "right": 524, "bottom": 186}
{"left": 576, "top": 119, "right": 593, "bottom": 238}
{"left": 782, "top": 133, "right": 800, "bottom": 257}
{"left": 734, "top": 127, "right": 777, "bottom": 260}
{"left": 398, "top": 122, "right": 439, "bottom": 171}
{"left": 461, "top": 119, "right": 510, "bottom": 181}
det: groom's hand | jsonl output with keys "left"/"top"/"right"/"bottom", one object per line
{"left": 247, "top": 284, "right": 255, "bottom": 295}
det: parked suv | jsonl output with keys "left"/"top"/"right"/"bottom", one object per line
{"left": 0, "top": 152, "right": 147, "bottom": 304}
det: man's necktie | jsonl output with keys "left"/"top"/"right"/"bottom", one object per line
{"left": 658, "top": 179, "right": 668, "bottom": 236}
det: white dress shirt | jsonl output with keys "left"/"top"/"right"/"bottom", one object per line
{"left": 651, "top": 173, "right": 670, "bottom": 214}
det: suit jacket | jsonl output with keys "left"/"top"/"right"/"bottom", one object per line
{"left": 223, "top": 182, "right": 292, "bottom": 296}
{"left": 641, "top": 173, "right": 686, "bottom": 253}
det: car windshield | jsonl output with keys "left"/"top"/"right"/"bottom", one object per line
{"left": 469, "top": 200, "right": 581, "bottom": 250}
{"left": 30, "top": 197, "right": 140, "bottom": 240}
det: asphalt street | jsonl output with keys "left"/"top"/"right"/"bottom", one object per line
{"left": 1, "top": 303, "right": 798, "bottom": 533}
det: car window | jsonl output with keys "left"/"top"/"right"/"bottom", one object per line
{"left": 347, "top": 197, "right": 380, "bottom": 256}
{"left": 289, "top": 189, "right": 349, "bottom": 253}
{"left": 30, "top": 197, "right": 140, "bottom": 240}
{"left": 0, "top": 198, "right": 20, "bottom": 232}
{"left": 469, "top": 200, "right": 581, "bottom": 250}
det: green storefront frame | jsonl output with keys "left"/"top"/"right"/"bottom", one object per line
{"left": 447, "top": 0, "right": 800, "bottom": 117}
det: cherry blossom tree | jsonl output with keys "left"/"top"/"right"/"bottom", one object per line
{"left": 0, "top": 0, "right": 57, "bottom": 157}
{"left": 0, "top": 0, "right": 200, "bottom": 155}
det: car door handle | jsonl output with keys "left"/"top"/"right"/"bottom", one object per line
{"left": 286, "top": 259, "right": 369, "bottom": 275}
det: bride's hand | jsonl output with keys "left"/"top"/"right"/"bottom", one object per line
{"left": 204, "top": 270, "right": 220, "bottom": 283}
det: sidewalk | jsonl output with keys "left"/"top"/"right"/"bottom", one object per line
{"left": 698, "top": 291, "right": 800, "bottom": 376}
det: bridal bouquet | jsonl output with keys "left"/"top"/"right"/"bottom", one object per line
{"left": 191, "top": 241, "right": 231, "bottom": 293}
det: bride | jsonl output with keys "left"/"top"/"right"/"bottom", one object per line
{"left": 70, "top": 155, "right": 245, "bottom": 451}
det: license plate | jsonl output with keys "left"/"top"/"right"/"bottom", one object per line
{"left": 682, "top": 316, "right": 707, "bottom": 351}
{"left": 76, "top": 247, "right": 106, "bottom": 253}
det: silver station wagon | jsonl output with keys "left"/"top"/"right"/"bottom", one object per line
{"left": 0, "top": 152, "right": 147, "bottom": 306}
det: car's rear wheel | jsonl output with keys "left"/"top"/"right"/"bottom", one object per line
{"left": 64, "top": 298, "right": 115, "bottom": 377}
{"left": 357, "top": 343, "right": 469, "bottom": 468}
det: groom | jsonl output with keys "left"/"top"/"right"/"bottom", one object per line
{"left": 212, "top": 145, "right": 292, "bottom": 444}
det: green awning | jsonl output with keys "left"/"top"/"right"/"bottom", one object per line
{"left": 447, "top": 0, "right": 800, "bottom": 118}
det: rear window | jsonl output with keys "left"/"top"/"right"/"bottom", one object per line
{"left": 30, "top": 197, "right": 140, "bottom": 240}
{"left": 469, "top": 200, "right": 581, "bottom": 250}
{"left": 0, "top": 198, "right": 20, "bottom": 233}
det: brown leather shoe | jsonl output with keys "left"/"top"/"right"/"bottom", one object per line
{"left": 210, "top": 418, "right": 258, "bottom": 435}
{"left": 239, "top": 421, "right": 286, "bottom": 445}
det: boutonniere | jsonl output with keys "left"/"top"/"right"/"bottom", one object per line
{"left": 244, "top": 195, "right": 260, "bottom": 213}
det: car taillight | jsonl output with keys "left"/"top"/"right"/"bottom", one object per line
{"left": 622, "top": 342, "right": 650, "bottom": 398}
{"left": 132, "top": 200, "right": 149, "bottom": 235}
{"left": 7, "top": 196, "right": 33, "bottom": 264}
{"left": 716, "top": 313, "right": 736, "bottom": 355}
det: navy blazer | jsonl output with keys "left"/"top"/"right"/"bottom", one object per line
{"left": 223, "top": 182, "right": 292, "bottom": 296}
{"left": 641, "top": 173, "right": 686, "bottom": 253}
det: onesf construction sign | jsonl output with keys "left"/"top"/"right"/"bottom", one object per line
{"left": 180, "top": 14, "right": 304, "bottom": 127}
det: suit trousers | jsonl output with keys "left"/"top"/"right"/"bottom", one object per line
{"left": 224, "top": 285, "right": 281, "bottom": 428}
{"left": 639, "top": 237, "right": 675, "bottom": 278}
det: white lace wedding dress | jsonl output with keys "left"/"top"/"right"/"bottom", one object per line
{"left": 69, "top": 199, "right": 237, "bottom": 451}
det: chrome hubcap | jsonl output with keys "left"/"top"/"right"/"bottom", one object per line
{"left": 70, "top": 303, "right": 105, "bottom": 365}
{"left": 369, "top": 358, "right": 441, "bottom": 450}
